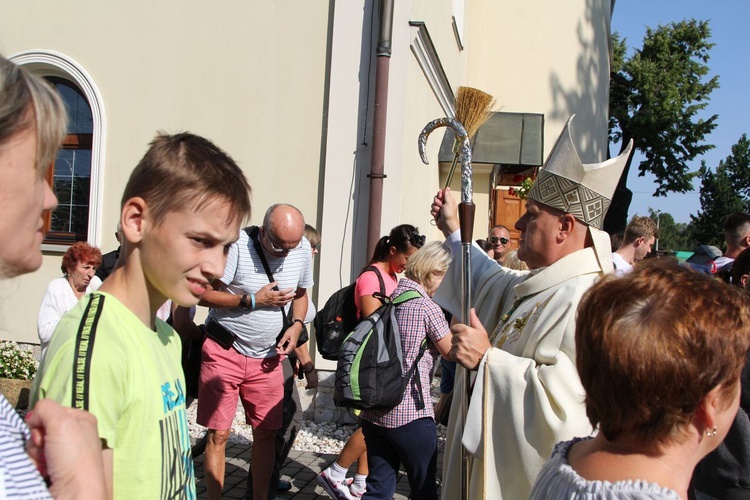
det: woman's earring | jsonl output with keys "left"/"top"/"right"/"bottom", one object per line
{"left": 706, "top": 426, "right": 718, "bottom": 438}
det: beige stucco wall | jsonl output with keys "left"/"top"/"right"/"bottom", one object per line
{"left": 465, "top": 0, "right": 612, "bottom": 162}
{"left": 0, "top": 0, "right": 613, "bottom": 347}
{"left": 315, "top": 0, "right": 463, "bottom": 298}
{"left": 0, "top": 1, "right": 330, "bottom": 343}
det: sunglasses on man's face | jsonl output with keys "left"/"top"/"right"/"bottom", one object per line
{"left": 263, "top": 228, "right": 300, "bottom": 254}
{"left": 489, "top": 236, "right": 510, "bottom": 246}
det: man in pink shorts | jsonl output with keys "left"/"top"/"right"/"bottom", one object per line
{"left": 199, "top": 204, "right": 313, "bottom": 500}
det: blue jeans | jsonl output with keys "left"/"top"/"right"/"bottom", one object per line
{"left": 439, "top": 358, "right": 456, "bottom": 394}
{"left": 361, "top": 418, "right": 438, "bottom": 500}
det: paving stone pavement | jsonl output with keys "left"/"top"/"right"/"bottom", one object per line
{"left": 193, "top": 438, "right": 444, "bottom": 499}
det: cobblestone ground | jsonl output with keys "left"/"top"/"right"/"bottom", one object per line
{"left": 192, "top": 440, "right": 443, "bottom": 499}
{"left": 190, "top": 376, "right": 447, "bottom": 499}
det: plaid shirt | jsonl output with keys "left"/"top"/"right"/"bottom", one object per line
{"left": 362, "top": 278, "right": 450, "bottom": 428}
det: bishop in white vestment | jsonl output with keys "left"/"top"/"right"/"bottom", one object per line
{"left": 431, "top": 116, "right": 633, "bottom": 499}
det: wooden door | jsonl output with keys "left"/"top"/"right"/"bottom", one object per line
{"left": 492, "top": 189, "right": 524, "bottom": 250}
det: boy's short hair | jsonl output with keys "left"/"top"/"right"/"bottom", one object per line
{"left": 0, "top": 55, "right": 66, "bottom": 172}
{"left": 576, "top": 260, "right": 750, "bottom": 445}
{"left": 122, "top": 133, "right": 252, "bottom": 226}
{"left": 304, "top": 224, "right": 320, "bottom": 249}
{"left": 723, "top": 212, "right": 750, "bottom": 247}
{"left": 622, "top": 216, "right": 659, "bottom": 245}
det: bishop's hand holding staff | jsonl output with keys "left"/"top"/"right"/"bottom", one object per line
{"left": 430, "top": 187, "right": 491, "bottom": 371}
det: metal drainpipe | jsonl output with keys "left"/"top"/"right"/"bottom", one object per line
{"left": 366, "top": 0, "right": 394, "bottom": 259}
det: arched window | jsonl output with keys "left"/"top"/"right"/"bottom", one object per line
{"left": 46, "top": 77, "right": 93, "bottom": 244}
{"left": 10, "top": 50, "right": 106, "bottom": 249}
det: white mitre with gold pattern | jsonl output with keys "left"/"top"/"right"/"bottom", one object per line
{"left": 528, "top": 115, "right": 632, "bottom": 230}
{"left": 527, "top": 115, "right": 633, "bottom": 273}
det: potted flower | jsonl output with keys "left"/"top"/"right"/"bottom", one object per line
{"left": 507, "top": 173, "right": 536, "bottom": 200}
{"left": 0, "top": 340, "right": 38, "bottom": 409}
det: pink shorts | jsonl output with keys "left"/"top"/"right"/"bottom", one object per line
{"left": 197, "top": 337, "right": 284, "bottom": 431}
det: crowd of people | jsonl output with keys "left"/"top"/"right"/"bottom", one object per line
{"left": 3, "top": 52, "right": 750, "bottom": 500}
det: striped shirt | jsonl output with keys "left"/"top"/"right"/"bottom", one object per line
{"left": 0, "top": 395, "right": 50, "bottom": 499}
{"left": 362, "top": 278, "right": 450, "bottom": 428}
{"left": 207, "top": 228, "right": 314, "bottom": 358}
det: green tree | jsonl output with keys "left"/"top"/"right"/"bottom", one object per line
{"left": 646, "top": 209, "right": 694, "bottom": 252}
{"left": 725, "top": 134, "right": 750, "bottom": 203}
{"left": 689, "top": 135, "right": 750, "bottom": 246}
{"left": 605, "top": 20, "right": 719, "bottom": 234}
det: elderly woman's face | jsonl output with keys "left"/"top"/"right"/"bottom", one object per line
{"left": 67, "top": 260, "right": 97, "bottom": 292}
{"left": 0, "top": 126, "right": 58, "bottom": 278}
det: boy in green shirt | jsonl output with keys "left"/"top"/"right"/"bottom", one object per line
{"left": 32, "top": 133, "right": 252, "bottom": 498}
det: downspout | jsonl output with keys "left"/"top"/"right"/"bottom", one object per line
{"left": 366, "top": 0, "right": 394, "bottom": 259}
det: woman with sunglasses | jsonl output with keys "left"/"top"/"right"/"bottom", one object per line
{"left": 488, "top": 224, "right": 512, "bottom": 266}
{"left": 318, "top": 224, "right": 425, "bottom": 500}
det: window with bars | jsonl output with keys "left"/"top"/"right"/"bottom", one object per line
{"left": 45, "top": 77, "right": 93, "bottom": 245}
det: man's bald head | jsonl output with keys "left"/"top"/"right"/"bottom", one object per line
{"left": 264, "top": 204, "right": 304, "bottom": 233}
{"left": 260, "top": 204, "right": 305, "bottom": 256}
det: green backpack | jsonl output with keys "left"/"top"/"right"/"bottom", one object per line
{"left": 334, "top": 290, "right": 430, "bottom": 411}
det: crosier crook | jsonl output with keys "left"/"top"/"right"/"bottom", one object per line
{"left": 418, "top": 117, "right": 475, "bottom": 500}
{"left": 418, "top": 117, "right": 473, "bottom": 205}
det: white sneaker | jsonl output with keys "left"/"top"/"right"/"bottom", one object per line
{"left": 317, "top": 469, "right": 355, "bottom": 500}
{"left": 349, "top": 482, "right": 366, "bottom": 498}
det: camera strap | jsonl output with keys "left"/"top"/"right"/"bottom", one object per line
{"left": 246, "top": 226, "right": 290, "bottom": 329}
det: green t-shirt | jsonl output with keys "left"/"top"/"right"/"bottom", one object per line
{"left": 32, "top": 292, "right": 196, "bottom": 499}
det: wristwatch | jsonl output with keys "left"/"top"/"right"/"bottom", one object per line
{"left": 291, "top": 319, "right": 305, "bottom": 328}
{"left": 239, "top": 294, "right": 251, "bottom": 309}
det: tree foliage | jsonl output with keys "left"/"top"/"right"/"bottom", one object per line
{"left": 646, "top": 208, "right": 694, "bottom": 252}
{"left": 605, "top": 20, "right": 719, "bottom": 234}
{"left": 726, "top": 134, "right": 750, "bottom": 201}
{"left": 690, "top": 134, "right": 750, "bottom": 246}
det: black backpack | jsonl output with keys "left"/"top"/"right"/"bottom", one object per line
{"left": 334, "top": 289, "right": 429, "bottom": 411}
{"left": 314, "top": 266, "right": 384, "bottom": 360}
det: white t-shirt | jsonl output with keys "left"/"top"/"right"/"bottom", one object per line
{"left": 714, "top": 255, "right": 734, "bottom": 269}
{"left": 612, "top": 252, "right": 633, "bottom": 276}
{"left": 207, "top": 228, "right": 314, "bottom": 358}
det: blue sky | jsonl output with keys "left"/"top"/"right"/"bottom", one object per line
{"left": 612, "top": 1, "right": 750, "bottom": 223}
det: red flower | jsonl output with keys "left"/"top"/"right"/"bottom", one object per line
{"left": 508, "top": 187, "right": 517, "bottom": 197}
{"left": 513, "top": 174, "right": 524, "bottom": 183}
